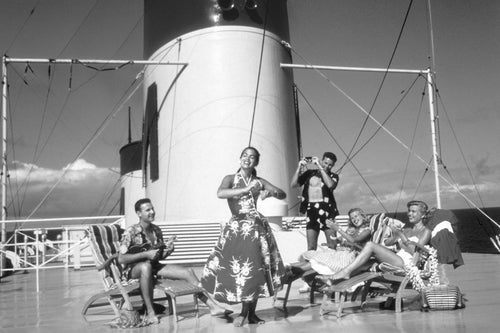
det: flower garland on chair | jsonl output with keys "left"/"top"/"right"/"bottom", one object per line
{"left": 405, "top": 246, "right": 440, "bottom": 292}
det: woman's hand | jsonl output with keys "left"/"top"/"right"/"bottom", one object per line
{"left": 326, "top": 219, "right": 339, "bottom": 231}
{"left": 388, "top": 219, "right": 401, "bottom": 233}
{"left": 248, "top": 179, "right": 262, "bottom": 191}
{"left": 260, "top": 189, "right": 271, "bottom": 200}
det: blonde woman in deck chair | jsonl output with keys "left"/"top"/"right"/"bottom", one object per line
{"left": 290, "top": 208, "right": 372, "bottom": 277}
{"left": 318, "top": 200, "right": 432, "bottom": 284}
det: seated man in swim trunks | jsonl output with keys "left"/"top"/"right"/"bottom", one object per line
{"left": 318, "top": 200, "right": 432, "bottom": 284}
{"left": 118, "top": 198, "right": 230, "bottom": 323}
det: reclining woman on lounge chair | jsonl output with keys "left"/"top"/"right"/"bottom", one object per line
{"left": 290, "top": 208, "right": 373, "bottom": 276}
{"left": 318, "top": 200, "right": 432, "bottom": 285}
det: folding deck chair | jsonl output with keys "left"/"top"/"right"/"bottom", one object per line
{"left": 356, "top": 209, "right": 464, "bottom": 314}
{"left": 82, "top": 224, "right": 206, "bottom": 322}
{"left": 305, "top": 214, "right": 395, "bottom": 307}
{"left": 318, "top": 236, "right": 437, "bottom": 317}
{"left": 275, "top": 214, "right": 389, "bottom": 312}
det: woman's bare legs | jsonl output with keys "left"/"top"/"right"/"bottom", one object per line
{"left": 248, "top": 299, "right": 265, "bottom": 324}
{"left": 234, "top": 299, "right": 264, "bottom": 326}
{"left": 326, "top": 241, "right": 404, "bottom": 282}
{"left": 234, "top": 301, "right": 250, "bottom": 327}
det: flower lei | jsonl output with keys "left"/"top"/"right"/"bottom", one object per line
{"left": 405, "top": 246, "right": 440, "bottom": 292}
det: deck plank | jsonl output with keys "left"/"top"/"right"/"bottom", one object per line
{"left": 0, "top": 253, "right": 498, "bottom": 332}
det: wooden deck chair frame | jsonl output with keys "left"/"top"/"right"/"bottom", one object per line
{"left": 275, "top": 213, "right": 403, "bottom": 313}
{"left": 306, "top": 213, "right": 391, "bottom": 309}
{"left": 82, "top": 224, "right": 206, "bottom": 322}
{"left": 316, "top": 213, "right": 424, "bottom": 317}
{"left": 318, "top": 240, "right": 433, "bottom": 317}
{"left": 82, "top": 224, "right": 166, "bottom": 318}
{"left": 358, "top": 241, "right": 434, "bottom": 313}
{"left": 274, "top": 215, "right": 354, "bottom": 312}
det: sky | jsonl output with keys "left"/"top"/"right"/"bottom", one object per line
{"left": 0, "top": 0, "right": 498, "bottom": 224}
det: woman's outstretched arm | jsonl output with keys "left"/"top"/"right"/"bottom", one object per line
{"left": 258, "top": 178, "right": 286, "bottom": 200}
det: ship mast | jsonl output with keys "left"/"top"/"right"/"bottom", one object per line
{"left": 426, "top": 0, "right": 441, "bottom": 208}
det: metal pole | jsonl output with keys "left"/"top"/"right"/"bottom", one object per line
{"left": 1, "top": 55, "right": 7, "bottom": 245}
{"left": 426, "top": 70, "right": 441, "bottom": 208}
{"left": 35, "top": 231, "right": 40, "bottom": 293}
{"left": 280, "top": 63, "right": 427, "bottom": 75}
{"left": 4, "top": 57, "right": 187, "bottom": 66}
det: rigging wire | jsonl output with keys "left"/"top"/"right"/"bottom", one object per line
{"left": 157, "top": 38, "right": 185, "bottom": 218}
{"left": 8, "top": 38, "right": 183, "bottom": 236}
{"left": 342, "top": 0, "right": 415, "bottom": 171}
{"left": 248, "top": 0, "right": 271, "bottom": 146}
{"left": 289, "top": 24, "right": 498, "bottom": 230}
{"left": 3, "top": 0, "right": 42, "bottom": 54}
{"left": 73, "top": 60, "right": 133, "bottom": 72}
{"left": 294, "top": 85, "right": 388, "bottom": 213}
{"left": 70, "top": 12, "right": 144, "bottom": 92}
{"left": 432, "top": 85, "right": 499, "bottom": 238}
{"left": 441, "top": 165, "right": 497, "bottom": 238}
{"left": 6, "top": 63, "right": 75, "bottom": 215}
{"left": 289, "top": 46, "right": 431, "bottom": 162}
{"left": 5, "top": 65, "right": 78, "bottom": 214}
{"left": 18, "top": 0, "right": 107, "bottom": 209}
{"left": 5, "top": 66, "right": 146, "bottom": 242}
{"left": 32, "top": 62, "right": 56, "bottom": 164}
{"left": 435, "top": 86, "right": 488, "bottom": 210}
{"left": 290, "top": 47, "right": 435, "bottom": 185}
{"left": 413, "top": 75, "right": 500, "bottom": 229}
{"left": 6, "top": 74, "right": 25, "bottom": 219}
{"left": 338, "top": 74, "right": 422, "bottom": 173}
{"left": 393, "top": 82, "right": 427, "bottom": 216}
{"left": 411, "top": 158, "right": 432, "bottom": 201}
{"left": 55, "top": 0, "right": 101, "bottom": 58}
{"left": 4, "top": 6, "right": 145, "bottom": 220}
{"left": 90, "top": 174, "right": 123, "bottom": 218}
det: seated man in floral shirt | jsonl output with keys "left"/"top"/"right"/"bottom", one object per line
{"left": 118, "top": 198, "right": 229, "bottom": 324}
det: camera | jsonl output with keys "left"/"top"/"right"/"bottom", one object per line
{"left": 304, "top": 156, "right": 313, "bottom": 163}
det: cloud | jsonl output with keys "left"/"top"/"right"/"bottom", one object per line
{"left": 63, "top": 159, "right": 97, "bottom": 171}
{"left": 7, "top": 159, "right": 121, "bottom": 219}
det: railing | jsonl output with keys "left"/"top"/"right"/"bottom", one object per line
{"left": 0, "top": 214, "right": 352, "bottom": 291}
{"left": 0, "top": 215, "right": 124, "bottom": 292}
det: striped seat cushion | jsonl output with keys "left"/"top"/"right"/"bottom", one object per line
{"left": 89, "top": 224, "right": 123, "bottom": 268}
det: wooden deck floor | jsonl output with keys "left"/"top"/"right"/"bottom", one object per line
{"left": 1, "top": 253, "right": 498, "bottom": 333}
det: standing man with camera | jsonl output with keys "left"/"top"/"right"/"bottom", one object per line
{"left": 291, "top": 152, "right": 339, "bottom": 251}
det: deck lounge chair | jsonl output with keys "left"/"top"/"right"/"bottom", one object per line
{"left": 356, "top": 209, "right": 464, "bottom": 313}
{"left": 314, "top": 212, "right": 437, "bottom": 317}
{"left": 310, "top": 213, "right": 396, "bottom": 304}
{"left": 82, "top": 224, "right": 206, "bottom": 322}
{"left": 275, "top": 213, "right": 391, "bottom": 312}
{"left": 317, "top": 234, "right": 440, "bottom": 317}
